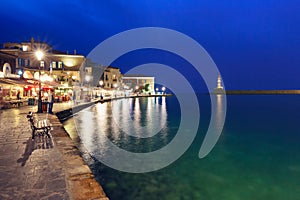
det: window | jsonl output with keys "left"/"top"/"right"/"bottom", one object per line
{"left": 52, "top": 61, "right": 56, "bottom": 69}
{"left": 24, "top": 59, "right": 30, "bottom": 66}
{"left": 58, "top": 62, "right": 63, "bottom": 69}
{"left": 18, "top": 58, "right": 22, "bottom": 66}
{"left": 40, "top": 61, "right": 45, "bottom": 68}
{"left": 22, "top": 45, "right": 28, "bottom": 51}
{"left": 85, "top": 67, "right": 92, "bottom": 73}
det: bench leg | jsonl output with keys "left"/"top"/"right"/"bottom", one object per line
{"left": 32, "top": 129, "right": 35, "bottom": 139}
{"left": 45, "top": 129, "right": 50, "bottom": 138}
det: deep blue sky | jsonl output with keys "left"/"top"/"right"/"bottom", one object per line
{"left": 1, "top": 0, "right": 299, "bottom": 90}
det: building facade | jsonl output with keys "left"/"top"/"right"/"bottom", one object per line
{"left": 0, "top": 51, "right": 18, "bottom": 78}
{"left": 100, "top": 66, "right": 122, "bottom": 89}
{"left": 0, "top": 38, "right": 85, "bottom": 87}
{"left": 0, "top": 38, "right": 85, "bottom": 102}
{"left": 122, "top": 75, "right": 155, "bottom": 93}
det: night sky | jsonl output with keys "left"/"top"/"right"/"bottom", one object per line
{"left": 1, "top": 0, "right": 299, "bottom": 90}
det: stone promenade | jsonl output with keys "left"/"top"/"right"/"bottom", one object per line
{"left": 0, "top": 103, "right": 108, "bottom": 200}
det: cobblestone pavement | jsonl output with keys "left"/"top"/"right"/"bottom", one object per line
{"left": 0, "top": 103, "right": 108, "bottom": 200}
{"left": 0, "top": 106, "right": 69, "bottom": 200}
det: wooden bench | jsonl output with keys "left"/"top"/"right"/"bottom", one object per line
{"left": 10, "top": 100, "right": 20, "bottom": 107}
{"left": 1, "top": 100, "right": 27, "bottom": 109}
{"left": 27, "top": 112, "right": 52, "bottom": 139}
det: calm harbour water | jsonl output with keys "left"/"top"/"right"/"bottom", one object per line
{"left": 63, "top": 95, "right": 300, "bottom": 200}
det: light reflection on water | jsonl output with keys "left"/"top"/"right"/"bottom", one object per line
{"left": 73, "top": 97, "right": 170, "bottom": 155}
{"left": 63, "top": 95, "right": 300, "bottom": 200}
{"left": 111, "top": 97, "right": 168, "bottom": 138}
{"left": 216, "top": 94, "right": 226, "bottom": 131}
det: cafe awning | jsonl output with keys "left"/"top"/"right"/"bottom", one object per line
{"left": 0, "top": 78, "right": 34, "bottom": 86}
{"left": 0, "top": 78, "right": 64, "bottom": 89}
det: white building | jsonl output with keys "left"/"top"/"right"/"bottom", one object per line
{"left": 122, "top": 74, "right": 155, "bottom": 94}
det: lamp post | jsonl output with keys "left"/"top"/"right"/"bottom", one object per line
{"left": 162, "top": 86, "right": 166, "bottom": 95}
{"left": 35, "top": 50, "right": 44, "bottom": 113}
{"left": 113, "top": 83, "right": 117, "bottom": 98}
{"left": 85, "top": 75, "right": 92, "bottom": 101}
{"left": 99, "top": 80, "right": 104, "bottom": 99}
{"left": 99, "top": 80, "right": 104, "bottom": 87}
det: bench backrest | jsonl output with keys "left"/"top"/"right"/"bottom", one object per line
{"left": 27, "top": 112, "right": 52, "bottom": 129}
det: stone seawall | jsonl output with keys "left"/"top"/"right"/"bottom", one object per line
{"left": 56, "top": 102, "right": 96, "bottom": 122}
{"left": 54, "top": 95, "right": 172, "bottom": 199}
{"left": 48, "top": 114, "right": 109, "bottom": 200}
{"left": 56, "top": 94, "right": 172, "bottom": 122}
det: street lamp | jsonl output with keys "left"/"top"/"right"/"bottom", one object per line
{"left": 85, "top": 75, "right": 91, "bottom": 82}
{"left": 113, "top": 83, "right": 118, "bottom": 98}
{"left": 162, "top": 86, "right": 166, "bottom": 94}
{"left": 99, "top": 80, "right": 104, "bottom": 87}
{"left": 35, "top": 50, "right": 44, "bottom": 113}
{"left": 98, "top": 80, "right": 104, "bottom": 99}
{"left": 85, "top": 75, "right": 92, "bottom": 100}
{"left": 156, "top": 88, "right": 159, "bottom": 94}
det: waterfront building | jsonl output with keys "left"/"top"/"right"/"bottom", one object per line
{"left": 122, "top": 74, "right": 155, "bottom": 94}
{"left": 99, "top": 66, "right": 122, "bottom": 90}
{"left": 82, "top": 58, "right": 101, "bottom": 87}
{"left": 0, "top": 51, "right": 18, "bottom": 78}
{"left": 1, "top": 38, "right": 84, "bottom": 86}
{"left": 0, "top": 38, "right": 85, "bottom": 102}
{"left": 0, "top": 51, "right": 29, "bottom": 104}
{"left": 213, "top": 74, "right": 225, "bottom": 94}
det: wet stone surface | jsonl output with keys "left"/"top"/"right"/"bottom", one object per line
{"left": 0, "top": 107, "right": 69, "bottom": 200}
{"left": 0, "top": 104, "right": 108, "bottom": 200}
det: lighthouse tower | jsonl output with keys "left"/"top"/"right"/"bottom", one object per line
{"left": 217, "top": 74, "right": 223, "bottom": 89}
{"left": 214, "top": 74, "right": 225, "bottom": 94}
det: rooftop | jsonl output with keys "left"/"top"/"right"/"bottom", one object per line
{"left": 123, "top": 74, "right": 154, "bottom": 78}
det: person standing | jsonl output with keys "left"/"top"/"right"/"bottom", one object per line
{"left": 17, "top": 90, "right": 21, "bottom": 100}
{"left": 16, "top": 90, "right": 21, "bottom": 106}
{"left": 48, "top": 91, "right": 54, "bottom": 114}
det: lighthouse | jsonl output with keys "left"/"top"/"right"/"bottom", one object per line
{"left": 217, "top": 74, "right": 223, "bottom": 89}
{"left": 214, "top": 74, "right": 225, "bottom": 94}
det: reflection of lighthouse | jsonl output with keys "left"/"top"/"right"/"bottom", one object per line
{"left": 214, "top": 74, "right": 225, "bottom": 94}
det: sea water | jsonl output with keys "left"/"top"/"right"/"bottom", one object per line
{"left": 63, "top": 95, "right": 300, "bottom": 200}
